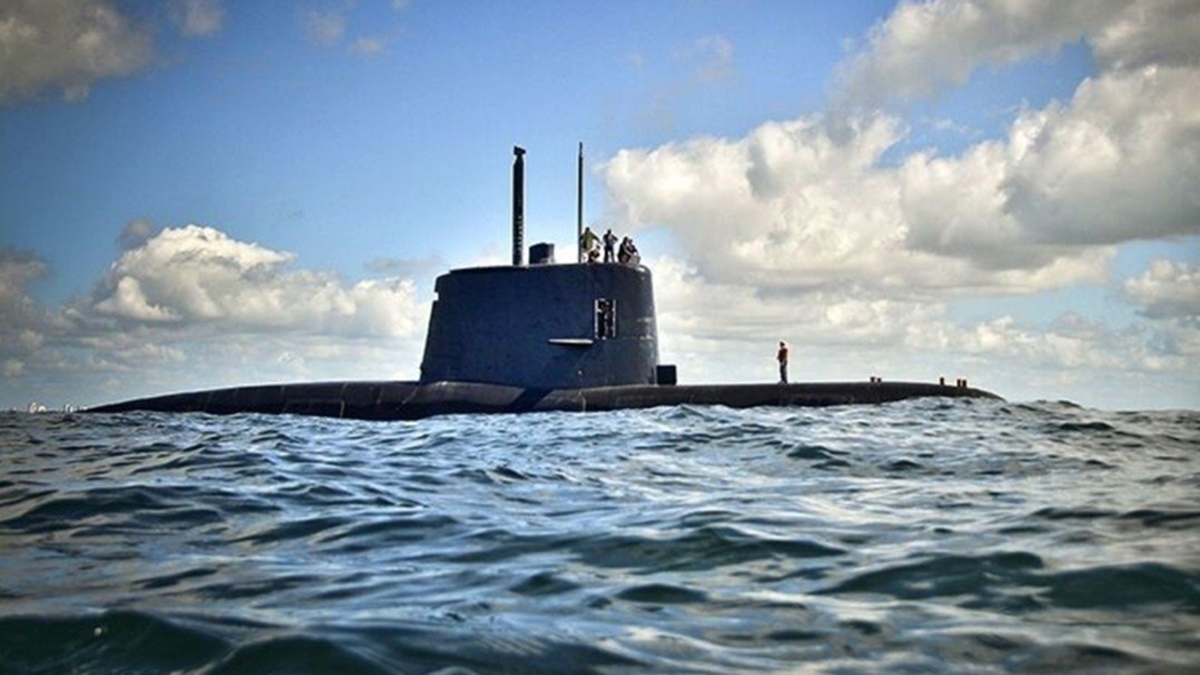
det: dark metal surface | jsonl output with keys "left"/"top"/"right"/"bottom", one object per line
{"left": 419, "top": 263, "right": 659, "bottom": 389}
{"left": 88, "top": 380, "right": 1002, "bottom": 420}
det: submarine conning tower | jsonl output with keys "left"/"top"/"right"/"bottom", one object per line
{"left": 419, "top": 146, "right": 662, "bottom": 390}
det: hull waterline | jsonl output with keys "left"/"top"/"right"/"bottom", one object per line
{"left": 88, "top": 380, "right": 1002, "bottom": 420}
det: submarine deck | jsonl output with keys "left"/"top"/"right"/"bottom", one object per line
{"left": 88, "top": 380, "right": 1002, "bottom": 420}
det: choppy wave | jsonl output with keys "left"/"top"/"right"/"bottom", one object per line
{"left": 1, "top": 399, "right": 1198, "bottom": 673}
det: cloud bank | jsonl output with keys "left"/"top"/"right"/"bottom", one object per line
{"left": 1, "top": 225, "right": 428, "bottom": 407}
{"left": 85, "top": 225, "right": 421, "bottom": 338}
{"left": 834, "top": 0, "right": 1200, "bottom": 109}
{"left": 1124, "top": 258, "right": 1200, "bottom": 322}
{"left": 604, "top": 0, "right": 1200, "bottom": 405}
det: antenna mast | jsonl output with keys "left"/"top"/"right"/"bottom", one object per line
{"left": 512, "top": 146, "right": 525, "bottom": 267}
{"left": 577, "top": 142, "right": 584, "bottom": 263}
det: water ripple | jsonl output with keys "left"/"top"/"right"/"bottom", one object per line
{"left": 0, "top": 401, "right": 1197, "bottom": 673}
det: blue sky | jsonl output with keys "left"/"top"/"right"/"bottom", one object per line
{"left": 2, "top": 0, "right": 1198, "bottom": 411}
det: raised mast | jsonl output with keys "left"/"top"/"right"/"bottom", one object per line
{"left": 512, "top": 146, "right": 526, "bottom": 267}
{"left": 577, "top": 142, "right": 584, "bottom": 263}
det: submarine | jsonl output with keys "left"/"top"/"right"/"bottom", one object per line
{"left": 90, "top": 145, "right": 1001, "bottom": 420}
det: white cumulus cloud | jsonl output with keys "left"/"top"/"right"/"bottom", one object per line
{"left": 86, "top": 225, "right": 423, "bottom": 338}
{"left": 1124, "top": 258, "right": 1200, "bottom": 321}
{"left": 169, "top": 0, "right": 226, "bottom": 38}
{"left": 1090, "top": 0, "right": 1200, "bottom": 71}
{"left": 1002, "top": 66, "right": 1200, "bottom": 246}
{"left": 0, "top": 0, "right": 154, "bottom": 103}
{"left": 834, "top": 0, "right": 1119, "bottom": 108}
{"left": 603, "top": 111, "right": 1126, "bottom": 294}
{"left": 0, "top": 250, "right": 51, "bottom": 368}
{"left": 834, "top": 0, "right": 1200, "bottom": 110}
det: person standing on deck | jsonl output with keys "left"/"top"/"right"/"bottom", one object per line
{"left": 581, "top": 227, "right": 598, "bottom": 263}
{"left": 603, "top": 228, "right": 618, "bottom": 263}
{"left": 777, "top": 341, "right": 789, "bottom": 384}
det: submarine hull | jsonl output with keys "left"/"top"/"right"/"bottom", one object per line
{"left": 87, "top": 380, "right": 1002, "bottom": 420}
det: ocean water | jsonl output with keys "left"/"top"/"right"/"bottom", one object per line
{"left": 1, "top": 399, "right": 1197, "bottom": 674}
